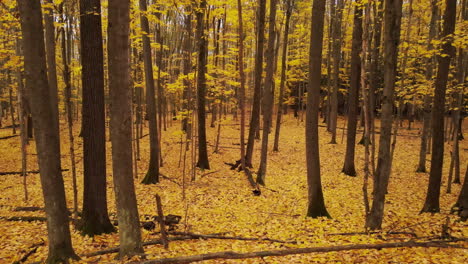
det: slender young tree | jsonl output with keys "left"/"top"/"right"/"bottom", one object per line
{"left": 140, "top": 0, "right": 160, "bottom": 184}
{"left": 256, "top": 0, "right": 277, "bottom": 185}
{"left": 421, "top": 0, "right": 457, "bottom": 213}
{"left": 237, "top": 0, "right": 247, "bottom": 180}
{"left": 342, "top": 0, "right": 363, "bottom": 176}
{"left": 366, "top": 0, "right": 403, "bottom": 230}
{"left": 79, "top": 0, "right": 115, "bottom": 235}
{"left": 273, "top": 0, "right": 293, "bottom": 152}
{"left": 108, "top": 0, "right": 144, "bottom": 257}
{"left": 416, "top": 0, "right": 438, "bottom": 173}
{"left": 196, "top": 0, "right": 210, "bottom": 170}
{"left": 329, "top": 0, "right": 344, "bottom": 144}
{"left": 16, "top": 0, "right": 78, "bottom": 262}
{"left": 306, "top": 0, "right": 330, "bottom": 218}
{"left": 244, "top": 0, "right": 267, "bottom": 168}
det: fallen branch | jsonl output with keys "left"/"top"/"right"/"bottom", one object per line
{"left": 0, "top": 134, "right": 18, "bottom": 140}
{"left": 84, "top": 232, "right": 296, "bottom": 258}
{"left": 327, "top": 231, "right": 418, "bottom": 238}
{"left": 0, "top": 216, "right": 47, "bottom": 222}
{"left": 133, "top": 239, "right": 468, "bottom": 264}
{"left": 0, "top": 168, "right": 69, "bottom": 176}
{"left": 200, "top": 170, "right": 219, "bottom": 178}
{"left": 13, "top": 241, "right": 45, "bottom": 264}
{"left": 168, "top": 232, "right": 297, "bottom": 244}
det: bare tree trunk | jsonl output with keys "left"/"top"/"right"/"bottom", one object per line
{"left": 453, "top": 164, "right": 468, "bottom": 221}
{"left": 342, "top": 1, "right": 363, "bottom": 177}
{"left": 78, "top": 0, "right": 114, "bottom": 234}
{"left": 61, "top": 11, "right": 79, "bottom": 217}
{"left": 8, "top": 76, "right": 16, "bottom": 135}
{"left": 245, "top": 0, "right": 267, "bottom": 167}
{"left": 256, "top": 0, "right": 278, "bottom": 185}
{"left": 273, "top": 0, "right": 293, "bottom": 152}
{"left": 108, "top": 0, "right": 144, "bottom": 257}
{"left": 366, "top": 0, "right": 403, "bottom": 230}
{"left": 306, "top": 0, "right": 330, "bottom": 218}
{"left": 329, "top": 0, "right": 344, "bottom": 144}
{"left": 44, "top": 0, "right": 59, "bottom": 133}
{"left": 421, "top": 0, "right": 457, "bottom": 213}
{"left": 416, "top": 0, "right": 438, "bottom": 172}
{"left": 195, "top": 0, "right": 210, "bottom": 170}
{"left": 140, "top": 0, "right": 160, "bottom": 184}
{"left": 17, "top": 0, "right": 78, "bottom": 262}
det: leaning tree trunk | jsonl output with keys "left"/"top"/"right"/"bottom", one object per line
{"left": 140, "top": 0, "right": 160, "bottom": 184}
{"left": 16, "top": 0, "right": 78, "bottom": 262}
{"left": 366, "top": 0, "right": 403, "bottom": 230}
{"left": 306, "top": 0, "right": 330, "bottom": 219}
{"left": 79, "top": 0, "right": 115, "bottom": 235}
{"left": 195, "top": 0, "right": 210, "bottom": 170}
{"left": 256, "top": 0, "right": 278, "bottom": 186}
{"left": 108, "top": 0, "right": 144, "bottom": 258}
{"left": 342, "top": 1, "right": 363, "bottom": 176}
{"left": 273, "top": 0, "right": 293, "bottom": 152}
{"left": 421, "top": 0, "right": 457, "bottom": 213}
{"left": 416, "top": 0, "right": 438, "bottom": 173}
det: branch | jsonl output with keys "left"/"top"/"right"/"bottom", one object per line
{"left": 0, "top": 168, "right": 69, "bottom": 176}
{"left": 133, "top": 239, "right": 468, "bottom": 264}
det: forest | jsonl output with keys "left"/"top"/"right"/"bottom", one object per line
{"left": 0, "top": 0, "right": 467, "bottom": 263}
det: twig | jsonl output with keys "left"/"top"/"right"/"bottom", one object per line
{"left": 200, "top": 170, "right": 219, "bottom": 178}
{"left": 327, "top": 231, "right": 418, "bottom": 238}
{"left": 13, "top": 241, "right": 45, "bottom": 264}
{"left": 0, "top": 168, "right": 69, "bottom": 176}
{"left": 133, "top": 239, "right": 468, "bottom": 264}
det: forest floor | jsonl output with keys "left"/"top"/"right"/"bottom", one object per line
{"left": 0, "top": 114, "right": 467, "bottom": 263}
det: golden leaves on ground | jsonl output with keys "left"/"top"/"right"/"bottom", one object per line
{"left": 0, "top": 116, "right": 466, "bottom": 263}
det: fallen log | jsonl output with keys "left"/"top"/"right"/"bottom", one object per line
{"left": 0, "top": 216, "right": 47, "bottom": 222}
{"left": 0, "top": 168, "right": 68, "bottom": 176}
{"left": 84, "top": 233, "right": 296, "bottom": 258}
{"left": 0, "top": 134, "right": 18, "bottom": 140}
{"left": 133, "top": 239, "right": 468, "bottom": 264}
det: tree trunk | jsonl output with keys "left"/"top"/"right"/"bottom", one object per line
{"left": 245, "top": 0, "right": 267, "bottom": 167}
{"left": 417, "top": 0, "right": 438, "bottom": 173}
{"left": 342, "top": 1, "right": 363, "bottom": 177}
{"left": 306, "top": 0, "right": 330, "bottom": 218}
{"left": 79, "top": 0, "right": 115, "bottom": 235}
{"left": 453, "top": 164, "right": 468, "bottom": 221}
{"left": 196, "top": 0, "right": 210, "bottom": 170}
{"left": 44, "top": 0, "right": 59, "bottom": 133}
{"left": 16, "top": 0, "right": 78, "bottom": 262}
{"left": 256, "top": 0, "right": 278, "bottom": 185}
{"left": 108, "top": 0, "right": 144, "bottom": 258}
{"left": 329, "top": 0, "right": 344, "bottom": 144}
{"left": 140, "top": 0, "right": 160, "bottom": 184}
{"left": 421, "top": 0, "right": 457, "bottom": 213}
{"left": 273, "top": 0, "right": 293, "bottom": 152}
{"left": 366, "top": 0, "right": 403, "bottom": 230}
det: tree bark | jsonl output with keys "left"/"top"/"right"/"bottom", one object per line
{"left": 108, "top": 0, "right": 144, "bottom": 257}
{"left": 273, "top": 0, "right": 293, "bottom": 152}
{"left": 16, "top": 0, "right": 78, "bottom": 262}
{"left": 417, "top": 0, "right": 438, "bottom": 173}
{"left": 245, "top": 0, "right": 267, "bottom": 168}
{"left": 306, "top": 0, "right": 330, "bottom": 218}
{"left": 140, "top": 0, "right": 160, "bottom": 184}
{"left": 342, "top": 1, "right": 363, "bottom": 176}
{"left": 79, "top": 0, "right": 115, "bottom": 235}
{"left": 421, "top": 0, "right": 457, "bottom": 213}
{"left": 195, "top": 0, "right": 210, "bottom": 170}
{"left": 256, "top": 0, "right": 278, "bottom": 185}
{"left": 44, "top": 0, "right": 59, "bottom": 133}
{"left": 366, "top": 0, "right": 403, "bottom": 230}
